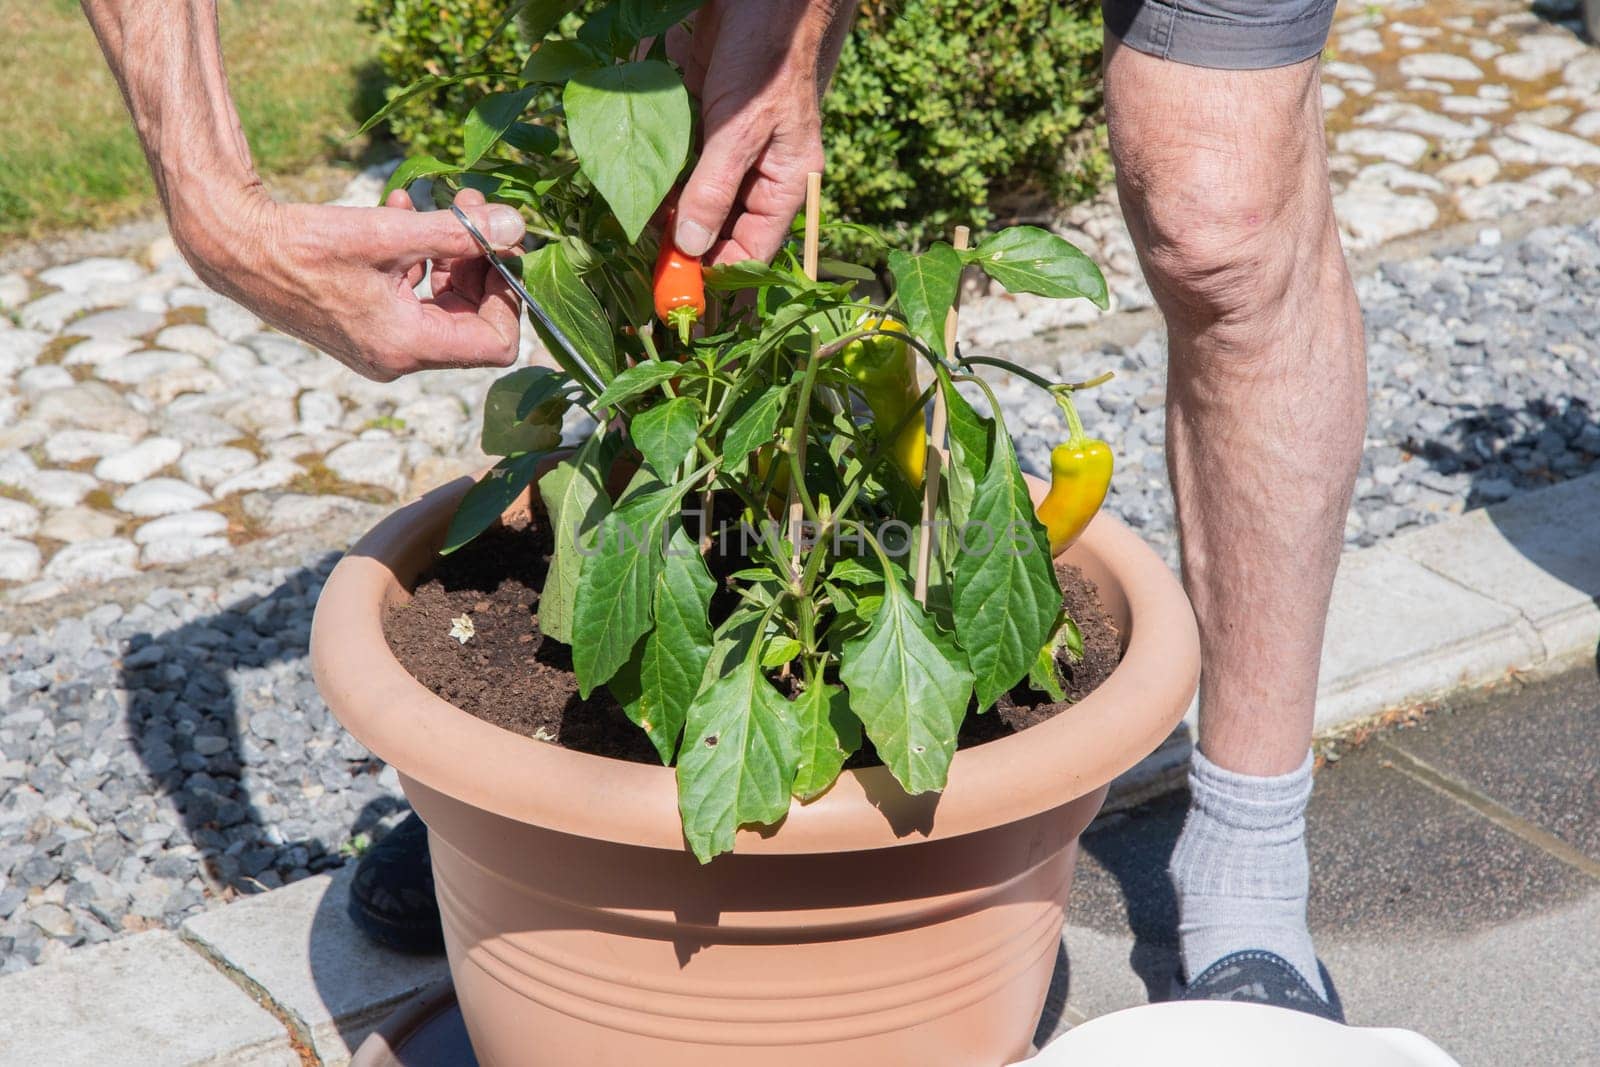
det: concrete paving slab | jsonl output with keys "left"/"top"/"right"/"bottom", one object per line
{"left": 0, "top": 930, "right": 297, "bottom": 1067}
{"left": 1382, "top": 671, "right": 1600, "bottom": 864}
{"left": 1391, "top": 472, "right": 1600, "bottom": 664}
{"left": 1053, "top": 699, "right": 1600, "bottom": 1061}
{"left": 1315, "top": 546, "right": 1543, "bottom": 730}
{"left": 1307, "top": 744, "right": 1593, "bottom": 938}
{"left": 181, "top": 865, "right": 449, "bottom": 1066}
{"left": 1317, "top": 894, "right": 1600, "bottom": 1067}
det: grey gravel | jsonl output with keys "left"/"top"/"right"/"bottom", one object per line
{"left": 0, "top": 552, "right": 409, "bottom": 973}
{"left": 987, "top": 220, "right": 1600, "bottom": 566}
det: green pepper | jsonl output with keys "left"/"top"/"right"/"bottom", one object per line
{"left": 840, "top": 318, "right": 925, "bottom": 487}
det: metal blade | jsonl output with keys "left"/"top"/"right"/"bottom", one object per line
{"left": 448, "top": 204, "right": 606, "bottom": 395}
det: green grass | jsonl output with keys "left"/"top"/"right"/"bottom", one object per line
{"left": 0, "top": 0, "right": 385, "bottom": 241}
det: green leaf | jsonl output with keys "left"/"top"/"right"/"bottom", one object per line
{"left": 536, "top": 432, "right": 617, "bottom": 645}
{"left": 463, "top": 87, "right": 539, "bottom": 168}
{"left": 631, "top": 397, "right": 699, "bottom": 477}
{"left": 720, "top": 386, "right": 786, "bottom": 466}
{"left": 358, "top": 73, "right": 490, "bottom": 136}
{"left": 817, "top": 257, "right": 877, "bottom": 282}
{"left": 952, "top": 408, "right": 1061, "bottom": 710}
{"left": 500, "top": 122, "right": 561, "bottom": 157}
{"left": 521, "top": 39, "right": 604, "bottom": 83}
{"left": 791, "top": 681, "right": 860, "bottom": 801}
{"left": 592, "top": 359, "right": 680, "bottom": 409}
{"left": 940, "top": 369, "right": 987, "bottom": 531}
{"left": 513, "top": 0, "right": 577, "bottom": 43}
{"left": 564, "top": 61, "right": 691, "bottom": 243}
{"left": 838, "top": 552, "right": 974, "bottom": 795}
{"left": 759, "top": 637, "right": 802, "bottom": 669}
{"left": 571, "top": 478, "right": 698, "bottom": 694}
{"left": 522, "top": 242, "right": 617, "bottom": 386}
{"left": 1062, "top": 615, "right": 1085, "bottom": 662}
{"left": 703, "top": 260, "right": 800, "bottom": 292}
{"left": 1027, "top": 640, "right": 1067, "bottom": 702}
{"left": 968, "top": 226, "right": 1108, "bottom": 309}
{"left": 617, "top": 0, "right": 707, "bottom": 38}
{"left": 676, "top": 632, "right": 799, "bottom": 862}
{"left": 887, "top": 243, "right": 962, "bottom": 360}
{"left": 442, "top": 451, "right": 549, "bottom": 555}
{"left": 610, "top": 523, "right": 715, "bottom": 763}
{"left": 482, "top": 367, "right": 568, "bottom": 456}
{"left": 381, "top": 156, "right": 458, "bottom": 203}
{"left": 828, "top": 557, "right": 882, "bottom": 587}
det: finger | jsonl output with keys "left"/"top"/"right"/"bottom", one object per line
{"left": 674, "top": 112, "right": 765, "bottom": 258}
{"left": 389, "top": 295, "right": 519, "bottom": 371}
{"left": 371, "top": 197, "right": 525, "bottom": 269}
{"left": 709, "top": 149, "right": 819, "bottom": 265}
{"left": 384, "top": 191, "right": 429, "bottom": 289}
{"left": 438, "top": 189, "right": 491, "bottom": 303}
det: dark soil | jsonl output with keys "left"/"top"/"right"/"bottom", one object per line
{"left": 385, "top": 511, "right": 1122, "bottom": 767}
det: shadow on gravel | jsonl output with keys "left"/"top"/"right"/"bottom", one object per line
{"left": 1404, "top": 395, "right": 1600, "bottom": 629}
{"left": 117, "top": 559, "right": 406, "bottom": 904}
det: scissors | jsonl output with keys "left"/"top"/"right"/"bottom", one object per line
{"left": 448, "top": 203, "right": 607, "bottom": 396}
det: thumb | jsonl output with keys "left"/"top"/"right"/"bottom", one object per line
{"left": 375, "top": 202, "right": 526, "bottom": 268}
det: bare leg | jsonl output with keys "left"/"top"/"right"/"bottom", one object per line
{"left": 1104, "top": 39, "right": 1366, "bottom": 1000}
{"left": 1104, "top": 42, "right": 1365, "bottom": 776}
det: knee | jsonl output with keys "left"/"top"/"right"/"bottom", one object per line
{"left": 1115, "top": 137, "right": 1329, "bottom": 338}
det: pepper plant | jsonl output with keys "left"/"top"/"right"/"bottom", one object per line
{"left": 364, "top": 0, "right": 1114, "bottom": 861}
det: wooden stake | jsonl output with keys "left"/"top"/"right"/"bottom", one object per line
{"left": 913, "top": 225, "right": 969, "bottom": 607}
{"left": 778, "top": 173, "right": 824, "bottom": 681}
{"left": 786, "top": 173, "right": 824, "bottom": 579}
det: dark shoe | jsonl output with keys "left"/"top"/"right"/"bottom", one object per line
{"left": 347, "top": 813, "right": 444, "bottom": 954}
{"left": 1176, "top": 950, "right": 1345, "bottom": 1023}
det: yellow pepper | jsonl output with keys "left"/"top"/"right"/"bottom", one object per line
{"left": 840, "top": 317, "right": 925, "bottom": 487}
{"left": 1037, "top": 387, "right": 1113, "bottom": 555}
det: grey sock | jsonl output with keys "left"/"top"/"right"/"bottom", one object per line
{"left": 1168, "top": 747, "right": 1326, "bottom": 999}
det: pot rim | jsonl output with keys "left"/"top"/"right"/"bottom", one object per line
{"left": 311, "top": 473, "right": 1198, "bottom": 856}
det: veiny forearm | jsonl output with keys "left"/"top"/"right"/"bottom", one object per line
{"left": 80, "top": 0, "right": 263, "bottom": 250}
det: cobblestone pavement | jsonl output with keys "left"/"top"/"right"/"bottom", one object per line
{"left": 960, "top": 0, "right": 1600, "bottom": 344}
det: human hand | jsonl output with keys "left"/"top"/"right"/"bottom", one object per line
{"left": 667, "top": 0, "right": 849, "bottom": 265}
{"left": 171, "top": 185, "right": 525, "bottom": 382}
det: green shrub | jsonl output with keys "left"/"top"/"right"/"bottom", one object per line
{"left": 354, "top": 0, "right": 529, "bottom": 162}
{"left": 357, "top": 0, "right": 1107, "bottom": 251}
{"left": 823, "top": 0, "right": 1108, "bottom": 254}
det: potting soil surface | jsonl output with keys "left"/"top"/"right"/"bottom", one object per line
{"left": 385, "top": 511, "right": 1121, "bottom": 765}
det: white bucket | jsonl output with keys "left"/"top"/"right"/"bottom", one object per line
{"left": 1022, "top": 1002, "right": 1461, "bottom": 1067}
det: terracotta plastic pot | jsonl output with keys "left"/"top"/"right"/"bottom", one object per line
{"left": 312, "top": 473, "right": 1198, "bottom": 1067}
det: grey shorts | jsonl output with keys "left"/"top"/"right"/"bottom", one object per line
{"left": 1102, "top": 0, "right": 1338, "bottom": 71}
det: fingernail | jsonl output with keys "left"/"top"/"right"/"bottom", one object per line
{"left": 675, "top": 218, "right": 714, "bottom": 257}
{"left": 486, "top": 206, "right": 526, "bottom": 247}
